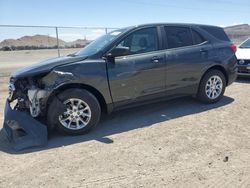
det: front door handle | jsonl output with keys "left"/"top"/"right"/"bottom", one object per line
{"left": 200, "top": 48, "right": 208, "bottom": 53}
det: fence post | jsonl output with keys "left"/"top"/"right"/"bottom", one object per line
{"left": 55, "top": 27, "right": 60, "bottom": 57}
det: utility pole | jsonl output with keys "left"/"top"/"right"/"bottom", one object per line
{"left": 55, "top": 27, "right": 60, "bottom": 57}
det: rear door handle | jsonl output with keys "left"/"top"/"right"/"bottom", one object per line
{"left": 151, "top": 56, "right": 162, "bottom": 63}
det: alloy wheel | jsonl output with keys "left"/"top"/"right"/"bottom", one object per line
{"left": 205, "top": 75, "right": 223, "bottom": 99}
{"left": 59, "top": 98, "right": 91, "bottom": 130}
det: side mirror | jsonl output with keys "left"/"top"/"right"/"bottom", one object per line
{"left": 107, "top": 47, "right": 130, "bottom": 58}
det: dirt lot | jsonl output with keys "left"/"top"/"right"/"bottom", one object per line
{"left": 0, "top": 48, "right": 80, "bottom": 76}
{"left": 0, "top": 73, "right": 250, "bottom": 187}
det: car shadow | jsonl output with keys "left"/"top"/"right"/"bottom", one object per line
{"left": 0, "top": 96, "right": 234, "bottom": 154}
{"left": 236, "top": 77, "right": 250, "bottom": 84}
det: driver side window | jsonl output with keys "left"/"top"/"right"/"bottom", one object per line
{"left": 117, "top": 27, "right": 159, "bottom": 55}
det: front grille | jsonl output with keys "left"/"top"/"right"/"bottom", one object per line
{"left": 238, "top": 66, "right": 250, "bottom": 74}
{"left": 237, "top": 59, "right": 250, "bottom": 65}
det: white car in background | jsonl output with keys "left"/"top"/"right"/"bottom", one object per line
{"left": 236, "top": 38, "right": 250, "bottom": 76}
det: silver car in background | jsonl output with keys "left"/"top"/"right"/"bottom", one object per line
{"left": 236, "top": 38, "right": 250, "bottom": 76}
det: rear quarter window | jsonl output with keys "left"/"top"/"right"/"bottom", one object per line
{"left": 191, "top": 29, "right": 206, "bottom": 45}
{"left": 200, "top": 26, "right": 230, "bottom": 42}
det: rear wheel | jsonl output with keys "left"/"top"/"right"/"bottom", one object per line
{"left": 197, "top": 70, "right": 226, "bottom": 103}
{"left": 47, "top": 89, "right": 101, "bottom": 135}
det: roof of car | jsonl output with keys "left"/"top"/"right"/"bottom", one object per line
{"left": 133, "top": 23, "right": 222, "bottom": 28}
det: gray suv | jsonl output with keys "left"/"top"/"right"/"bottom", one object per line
{"left": 3, "top": 23, "right": 237, "bottom": 148}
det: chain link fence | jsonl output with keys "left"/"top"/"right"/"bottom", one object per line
{"left": 0, "top": 25, "right": 118, "bottom": 76}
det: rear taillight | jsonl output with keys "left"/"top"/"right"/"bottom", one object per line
{"left": 230, "top": 44, "right": 237, "bottom": 53}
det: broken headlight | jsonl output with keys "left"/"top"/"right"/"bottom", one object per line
{"left": 8, "top": 80, "right": 16, "bottom": 101}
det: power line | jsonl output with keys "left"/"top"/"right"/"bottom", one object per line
{"left": 208, "top": 0, "right": 250, "bottom": 7}
{"left": 119, "top": 0, "right": 249, "bottom": 13}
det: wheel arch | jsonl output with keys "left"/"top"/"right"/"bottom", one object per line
{"left": 201, "top": 65, "right": 229, "bottom": 86}
{"left": 46, "top": 83, "right": 108, "bottom": 114}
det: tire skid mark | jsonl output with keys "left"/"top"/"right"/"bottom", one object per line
{"left": 80, "top": 166, "right": 250, "bottom": 187}
{"left": 237, "top": 174, "right": 250, "bottom": 188}
{"left": 204, "top": 167, "right": 250, "bottom": 188}
{"left": 80, "top": 175, "right": 127, "bottom": 186}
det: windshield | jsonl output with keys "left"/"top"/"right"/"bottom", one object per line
{"left": 75, "top": 28, "right": 128, "bottom": 56}
{"left": 239, "top": 38, "right": 250, "bottom": 48}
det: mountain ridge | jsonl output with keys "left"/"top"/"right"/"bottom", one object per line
{"left": 0, "top": 35, "right": 91, "bottom": 49}
{"left": 224, "top": 24, "right": 250, "bottom": 44}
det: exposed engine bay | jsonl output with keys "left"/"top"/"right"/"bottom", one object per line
{"left": 8, "top": 76, "right": 49, "bottom": 118}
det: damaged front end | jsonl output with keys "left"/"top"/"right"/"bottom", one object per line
{"left": 3, "top": 76, "right": 49, "bottom": 151}
{"left": 2, "top": 55, "right": 88, "bottom": 151}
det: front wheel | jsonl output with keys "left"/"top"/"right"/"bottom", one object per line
{"left": 197, "top": 70, "right": 226, "bottom": 103}
{"left": 47, "top": 89, "right": 101, "bottom": 135}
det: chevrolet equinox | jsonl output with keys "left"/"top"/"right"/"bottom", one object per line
{"left": 4, "top": 23, "right": 238, "bottom": 139}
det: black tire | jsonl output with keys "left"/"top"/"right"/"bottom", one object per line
{"left": 47, "top": 89, "right": 101, "bottom": 135}
{"left": 197, "top": 70, "right": 226, "bottom": 103}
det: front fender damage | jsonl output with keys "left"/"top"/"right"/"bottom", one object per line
{"left": 2, "top": 70, "right": 72, "bottom": 151}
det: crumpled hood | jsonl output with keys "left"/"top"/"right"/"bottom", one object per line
{"left": 12, "top": 55, "right": 88, "bottom": 78}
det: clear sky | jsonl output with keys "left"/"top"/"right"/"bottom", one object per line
{"left": 0, "top": 0, "right": 249, "bottom": 41}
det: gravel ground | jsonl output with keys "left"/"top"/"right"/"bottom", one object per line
{"left": 0, "top": 77, "right": 249, "bottom": 188}
{"left": 0, "top": 48, "right": 80, "bottom": 76}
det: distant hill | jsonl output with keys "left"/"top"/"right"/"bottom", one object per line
{"left": 0, "top": 34, "right": 66, "bottom": 48}
{"left": 66, "top": 39, "right": 91, "bottom": 48}
{"left": 0, "top": 34, "right": 92, "bottom": 50}
{"left": 224, "top": 24, "right": 250, "bottom": 44}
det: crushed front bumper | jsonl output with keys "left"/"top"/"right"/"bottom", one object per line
{"left": 2, "top": 100, "right": 48, "bottom": 151}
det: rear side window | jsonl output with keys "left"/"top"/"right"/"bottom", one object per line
{"left": 200, "top": 26, "right": 230, "bottom": 42}
{"left": 192, "top": 29, "right": 206, "bottom": 45}
{"left": 165, "top": 26, "right": 193, "bottom": 49}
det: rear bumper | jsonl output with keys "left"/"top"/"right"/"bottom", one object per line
{"left": 226, "top": 65, "right": 238, "bottom": 86}
{"left": 225, "top": 55, "right": 238, "bottom": 86}
{"left": 2, "top": 100, "right": 48, "bottom": 151}
{"left": 227, "top": 71, "right": 237, "bottom": 85}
